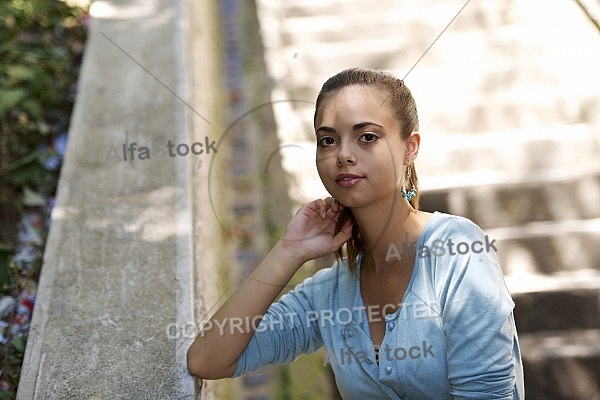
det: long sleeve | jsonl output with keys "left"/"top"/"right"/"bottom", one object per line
{"left": 436, "top": 218, "right": 520, "bottom": 399}
{"left": 232, "top": 268, "right": 328, "bottom": 377}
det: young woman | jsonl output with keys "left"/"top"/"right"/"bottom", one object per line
{"left": 187, "top": 68, "right": 524, "bottom": 399}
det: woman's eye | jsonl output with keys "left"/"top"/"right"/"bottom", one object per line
{"left": 318, "top": 136, "right": 336, "bottom": 147}
{"left": 360, "top": 132, "right": 378, "bottom": 143}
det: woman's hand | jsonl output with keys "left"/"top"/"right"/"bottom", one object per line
{"left": 188, "top": 197, "right": 352, "bottom": 380}
{"left": 278, "top": 197, "right": 353, "bottom": 264}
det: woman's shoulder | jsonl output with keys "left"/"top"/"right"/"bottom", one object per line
{"left": 418, "top": 211, "right": 499, "bottom": 265}
{"left": 423, "top": 211, "right": 488, "bottom": 241}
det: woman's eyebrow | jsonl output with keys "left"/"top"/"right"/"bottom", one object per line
{"left": 316, "top": 126, "right": 336, "bottom": 134}
{"left": 316, "top": 121, "right": 383, "bottom": 134}
{"left": 352, "top": 121, "right": 383, "bottom": 130}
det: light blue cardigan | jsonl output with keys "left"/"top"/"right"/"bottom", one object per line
{"left": 233, "top": 212, "right": 524, "bottom": 399}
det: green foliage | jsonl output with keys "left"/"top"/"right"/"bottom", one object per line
{"left": 0, "top": 0, "right": 86, "bottom": 179}
{"left": 0, "top": 245, "right": 14, "bottom": 290}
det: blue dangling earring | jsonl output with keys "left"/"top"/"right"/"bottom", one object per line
{"left": 400, "top": 165, "right": 417, "bottom": 202}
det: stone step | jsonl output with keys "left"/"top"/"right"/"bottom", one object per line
{"left": 412, "top": 88, "right": 599, "bottom": 133}
{"left": 418, "top": 123, "right": 600, "bottom": 227}
{"left": 269, "top": 0, "right": 521, "bottom": 33}
{"left": 279, "top": 22, "right": 553, "bottom": 70}
{"left": 491, "top": 221, "right": 600, "bottom": 274}
{"left": 507, "top": 271, "right": 600, "bottom": 332}
{"left": 419, "top": 169, "right": 600, "bottom": 229}
{"left": 262, "top": 0, "right": 410, "bottom": 19}
{"left": 278, "top": 1, "right": 514, "bottom": 42}
{"left": 418, "top": 123, "right": 600, "bottom": 177}
{"left": 520, "top": 329, "right": 600, "bottom": 400}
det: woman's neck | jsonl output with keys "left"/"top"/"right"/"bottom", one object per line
{"left": 351, "top": 195, "right": 423, "bottom": 276}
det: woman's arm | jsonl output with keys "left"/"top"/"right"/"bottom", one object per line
{"left": 438, "top": 219, "right": 522, "bottom": 399}
{"left": 187, "top": 198, "right": 352, "bottom": 379}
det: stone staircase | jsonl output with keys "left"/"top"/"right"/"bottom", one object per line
{"left": 419, "top": 126, "right": 600, "bottom": 398}
{"left": 418, "top": 125, "right": 600, "bottom": 274}
{"left": 253, "top": 0, "right": 600, "bottom": 398}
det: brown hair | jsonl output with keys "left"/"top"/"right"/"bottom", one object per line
{"left": 313, "top": 68, "right": 420, "bottom": 274}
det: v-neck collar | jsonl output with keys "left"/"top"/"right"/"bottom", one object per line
{"left": 353, "top": 211, "right": 441, "bottom": 340}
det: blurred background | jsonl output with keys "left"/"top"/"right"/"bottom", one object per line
{"left": 221, "top": 0, "right": 600, "bottom": 399}
{"left": 2, "top": 0, "right": 600, "bottom": 399}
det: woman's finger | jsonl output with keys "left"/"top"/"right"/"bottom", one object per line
{"left": 332, "top": 219, "right": 353, "bottom": 249}
{"left": 327, "top": 199, "right": 343, "bottom": 218}
{"left": 314, "top": 198, "right": 326, "bottom": 218}
{"left": 325, "top": 197, "right": 340, "bottom": 212}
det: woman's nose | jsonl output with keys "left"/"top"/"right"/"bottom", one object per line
{"left": 337, "top": 142, "right": 356, "bottom": 166}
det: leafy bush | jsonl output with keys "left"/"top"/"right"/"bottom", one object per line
{"left": 0, "top": 0, "right": 85, "bottom": 185}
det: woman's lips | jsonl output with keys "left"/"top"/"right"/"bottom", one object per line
{"left": 335, "top": 173, "right": 364, "bottom": 188}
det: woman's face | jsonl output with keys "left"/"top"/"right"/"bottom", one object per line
{"left": 315, "top": 85, "right": 410, "bottom": 209}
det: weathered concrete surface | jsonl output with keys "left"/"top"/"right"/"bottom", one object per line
{"left": 186, "top": 0, "right": 232, "bottom": 398}
{"left": 17, "top": 0, "right": 221, "bottom": 398}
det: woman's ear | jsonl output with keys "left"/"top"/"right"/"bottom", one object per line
{"left": 405, "top": 131, "right": 420, "bottom": 164}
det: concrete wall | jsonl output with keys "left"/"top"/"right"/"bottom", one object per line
{"left": 17, "top": 0, "right": 224, "bottom": 398}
